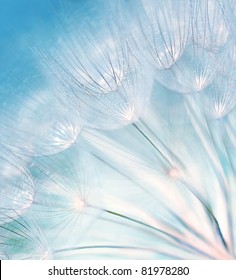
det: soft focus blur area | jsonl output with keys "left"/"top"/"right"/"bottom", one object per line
{"left": 0, "top": 0, "right": 236, "bottom": 260}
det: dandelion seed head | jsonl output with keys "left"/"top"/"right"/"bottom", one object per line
{"left": 1, "top": 0, "right": 236, "bottom": 260}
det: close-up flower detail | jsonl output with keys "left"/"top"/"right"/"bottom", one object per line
{"left": 0, "top": 0, "right": 236, "bottom": 260}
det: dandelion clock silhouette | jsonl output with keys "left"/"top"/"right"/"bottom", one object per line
{"left": 0, "top": 0, "right": 236, "bottom": 260}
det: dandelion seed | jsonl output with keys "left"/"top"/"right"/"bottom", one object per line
{"left": 125, "top": 0, "right": 192, "bottom": 69}
{"left": 0, "top": 85, "right": 81, "bottom": 156}
{"left": 155, "top": 43, "right": 224, "bottom": 94}
{"left": 29, "top": 1, "right": 154, "bottom": 130}
{"left": 193, "top": 0, "right": 229, "bottom": 51}
{"left": 29, "top": 145, "right": 102, "bottom": 248}
{"left": 201, "top": 42, "right": 236, "bottom": 119}
{"left": 0, "top": 215, "right": 52, "bottom": 260}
